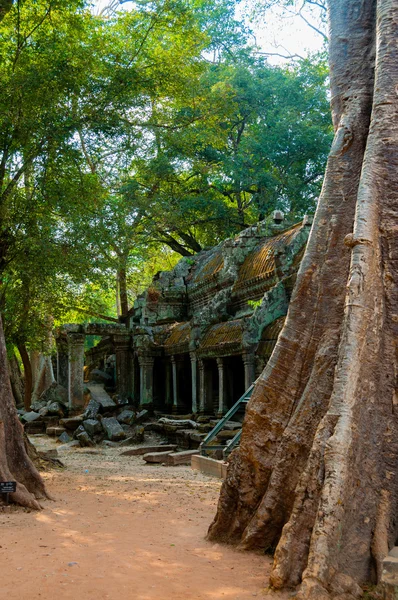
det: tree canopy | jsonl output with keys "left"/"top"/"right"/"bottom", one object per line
{"left": 0, "top": 0, "right": 332, "bottom": 349}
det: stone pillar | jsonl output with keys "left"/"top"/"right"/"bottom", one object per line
{"left": 171, "top": 355, "right": 178, "bottom": 411}
{"left": 198, "top": 358, "right": 206, "bottom": 414}
{"left": 165, "top": 360, "right": 172, "bottom": 408}
{"left": 56, "top": 337, "right": 69, "bottom": 389}
{"left": 114, "top": 334, "right": 131, "bottom": 400}
{"left": 216, "top": 357, "right": 228, "bottom": 416}
{"left": 67, "top": 333, "right": 85, "bottom": 411}
{"left": 190, "top": 352, "right": 197, "bottom": 414}
{"left": 243, "top": 352, "right": 256, "bottom": 390}
{"left": 139, "top": 355, "right": 154, "bottom": 410}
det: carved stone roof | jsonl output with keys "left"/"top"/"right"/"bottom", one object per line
{"left": 198, "top": 319, "right": 244, "bottom": 357}
{"left": 163, "top": 322, "right": 191, "bottom": 355}
{"left": 189, "top": 247, "right": 224, "bottom": 285}
{"left": 233, "top": 224, "right": 302, "bottom": 293}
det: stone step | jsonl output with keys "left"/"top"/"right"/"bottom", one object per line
{"left": 165, "top": 449, "right": 200, "bottom": 466}
{"left": 191, "top": 454, "right": 228, "bottom": 479}
{"left": 120, "top": 445, "right": 177, "bottom": 457}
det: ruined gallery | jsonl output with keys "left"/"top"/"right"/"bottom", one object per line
{"left": 57, "top": 214, "right": 313, "bottom": 415}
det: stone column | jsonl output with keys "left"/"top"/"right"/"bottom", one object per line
{"left": 198, "top": 358, "right": 206, "bottom": 414}
{"left": 114, "top": 334, "right": 131, "bottom": 400}
{"left": 216, "top": 357, "right": 228, "bottom": 416}
{"left": 243, "top": 352, "right": 256, "bottom": 390}
{"left": 139, "top": 355, "right": 154, "bottom": 410}
{"left": 67, "top": 333, "right": 85, "bottom": 411}
{"left": 190, "top": 352, "right": 197, "bottom": 414}
{"left": 165, "top": 360, "right": 172, "bottom": 408}
{"left": 56, "top": 337, "right": 69, "bottom": 389}
{"left": 171, "top": 355, "right": 178, "bottom": 411}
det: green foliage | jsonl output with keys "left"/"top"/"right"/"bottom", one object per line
{"left": 0, "top": 0, "right": 332, "bottom": 352}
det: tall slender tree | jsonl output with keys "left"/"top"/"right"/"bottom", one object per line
{"left": 208, "top": 1, "right": 398, "bottom": 598}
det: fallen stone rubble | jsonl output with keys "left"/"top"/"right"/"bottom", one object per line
{"left": 19, "top": 382, "right": 243, "bottom": 459}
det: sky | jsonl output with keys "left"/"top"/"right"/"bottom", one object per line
{"left": 244, "top": 4, "right": 326, "bottom": 64}
{"left": 94, "top": 0, "right": 326, "bottom": 65}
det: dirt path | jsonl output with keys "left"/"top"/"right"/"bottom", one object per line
{"left": 1, "top": 442, "right": 289, "bottom": 600}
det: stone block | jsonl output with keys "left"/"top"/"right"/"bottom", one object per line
{"left": 30, "top": 401, "right": 47, "bottom": 412}
{"left": 47, "top": 402, "right": 65, "bottom": 417}
{"left": 143, "top": 451, "right": 174, "bottom": 463}
{"left": 60, "top": 416, "right": 84, "bottom": 431}
{"left": 102, "top": 417, "right": 126, "bottom": 441}
{"left": 196, "top": 416, "right": 210, "bottom": 424}
{"left": 191, "top": 455, "right": 227, "bottom": 478}
{"left": 119, "top": 426, "right": 144, "bottom": 445}
{"left": 165, "top": 449, "right": 199, "bottom": 466}
{"left": 84, "top": 398, "right": 101, "bottom": 420}
{"left": 198, "top": 423, "right": 213, "bottom": 433}
{"left": 87, "top": 384, "right": 116, "bottom": 410}
{"left": 73, "top": 424, "right": 86, "bottom": 439}
{"left": 76, "top": 431, "right": 95, "bottom": 447}
{"left": 158, "top": 418, "right": 197, "bottom": 429}
{"left": 120, "top": 444, "right": 177, "bottom": 456}
{"left": 117, "top": 410, "right": 135, "bottom": 425}
{"left": 102, "top": 440, "right": 120, "bottom": 447}
{"left": 40, "top": 382, "right": 69, "bottom": 407}
{"left": 58, "top": 431, "right": 72, "bottom": 444}
{"left": 21, "top": 411, "right": 41, "bottom": 423}
{"left": 83, "top": 419, "right": 103, "bottom": 436}
{"left": 144, "top": 423, "right": 164, "bottom": 433}
{"left": 136, "top": 410, "right": 149, "bottom": 423}
{"left": 46, "top": 426, "right": 66, "bottom": 437}
{"left": 24, "top": 420, "right": 46, "bottom": 434}
{"left": 175, "top": 429, "right": 193, "bottom": 449}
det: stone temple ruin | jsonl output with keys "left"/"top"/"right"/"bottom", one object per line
{"left": 55, "top": 214, "right": 312, "bottom": 418}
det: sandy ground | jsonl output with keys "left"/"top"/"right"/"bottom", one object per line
{"left": 0, "top": 437, "right": 290, "bottom": 600}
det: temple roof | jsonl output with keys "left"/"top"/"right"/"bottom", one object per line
{"left": 198, "top": 319, "right": 244, "bottom": 357}
{"left": 189, "top": 247, "right": 224, "bottom": 285}
{"left": 163, "top": 322, "right": 191, "bottom": 354}
{"left": 233, "top": 224, "right": 302, "bottom": 293}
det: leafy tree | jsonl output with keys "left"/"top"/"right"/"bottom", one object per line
{"left": 117, "top": 51, "right": 332, "bottom": 252}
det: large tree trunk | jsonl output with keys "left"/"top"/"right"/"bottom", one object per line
{"left": 8, "top": 350, "right": 24, "bottom": 408}
{"left": 17, "top": 344, "right": 32, "bottom": 411}
{"left": 208, "top": 1, "right": 398, "bottom": 598}
{"left": 0, "top": 316, "right": 49, "bottom": 509}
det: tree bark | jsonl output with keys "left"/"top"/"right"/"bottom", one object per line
{"left": 117, "top": 261, "right": 129, "bottom": 318}
{"left": 8, "top": 350, "right": 24, "bottom": 408}
{"left": 18, "top": 344, "right": 32, "bottom": 411}
{"left": 208, "top": 1, "right": 398, "bottom": 597}
{"left": 0, "top": 316, "right": 49, "bottom": 508}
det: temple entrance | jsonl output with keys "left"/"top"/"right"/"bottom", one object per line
{"left": 132, "top": 354, "right": 140, "bottom": 406}
{"left": 224, "top": 355, "right": 245, "bottom": 409}
{"left": 175, "top": 354, "right": 192, "bottom": 414}
{"left": 153, "top": 357, "right": 166, "bottom": 411}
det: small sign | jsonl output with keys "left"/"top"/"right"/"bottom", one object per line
{"left": 0, "top": 482, "right": 16, "bottom": 494}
